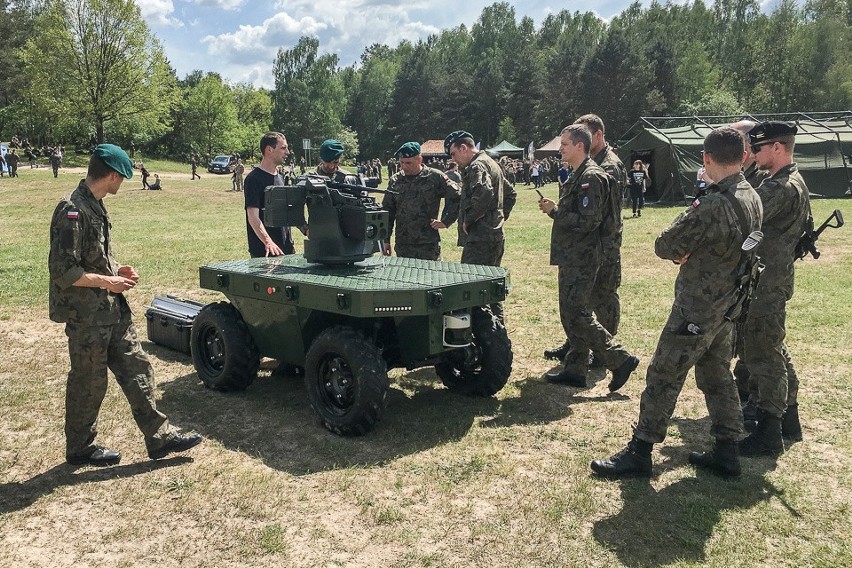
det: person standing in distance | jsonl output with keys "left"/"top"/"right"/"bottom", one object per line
{"left": 245, "top": 132, "right": 294, "bottom": 257}
{"left": 591, "top": 127, "right": 762, "bottom": 478}
{"left": 382, "top": 141, "right": 460, "bottom": 261}
{"left": 538, "top": 125, "right": 639, "bottom": 390}
{"left": 49, "top": 144, "right": 203, "bottom": 466}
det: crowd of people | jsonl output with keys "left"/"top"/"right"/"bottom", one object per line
{"left": 39, "top": 111, "right": 811, "bottom": 480}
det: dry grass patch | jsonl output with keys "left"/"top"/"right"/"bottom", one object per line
{"left": 1, "top": 169, "right": 850, "bottom": 567}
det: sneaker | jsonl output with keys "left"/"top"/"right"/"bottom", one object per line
{"left": 148, "top": 432, "right": 203, "bottom": 460}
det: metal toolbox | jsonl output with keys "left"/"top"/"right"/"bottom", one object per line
{"left": 144, "top": 295, "right": 207, "bottom": 354}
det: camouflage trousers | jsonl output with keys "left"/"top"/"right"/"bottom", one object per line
{"left": 395, "top": 242, "right": 441, "bottom": 261}
{"left": 635, "top": 307, "right": 743, "bottom": 444}
{"left": 558, "top": 266, "right": 632, "bottom": 376}
{"left": 591, "top": 258, "right": 621, "bottom": 336}
{"left": 64, "top": 307, "right": 173, "bottom": 458}
{"left": 461, "top": 239, "right": 504, "bottom": 266}
{"left": 462, "top": 239, "right": 505, "bottom": 321}
{"left": 741, "top": 307, "right": 797, "bottom": 418}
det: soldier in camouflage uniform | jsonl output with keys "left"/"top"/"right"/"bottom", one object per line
{"left": 381, "top": 142, "right": 460, "bottom": 261}
{"left": 591, "top": 127, "right": 763, "bottom": 478}
{"left": 314, "top": 139, "right": 380, "bottom": 187}
{"left": 538, "top": 125, "right": 640, "bottom": 390}
{"left": 444, "top": 130, "right": 517, "bottom": 321}
{"left": 49, "top": 144, "right": 202, "bottom": 466}
{"left": 544, "top": 115, "right": 626, "bottom": 363}
{"left": 739, "top": 121, "right": 810, "bottom": 456}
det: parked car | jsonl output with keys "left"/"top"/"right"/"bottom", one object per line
{"left": 208, "top": 155, "right": 235, "bottom": 174}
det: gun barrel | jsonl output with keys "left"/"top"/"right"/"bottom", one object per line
{"left": 327, "top": 180, "right": 398, "bottom": 196}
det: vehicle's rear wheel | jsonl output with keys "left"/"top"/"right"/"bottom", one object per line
{"left": 191, "top": 302, "right": 259, "bottom": 391}
{"left": 304, "top": 326, "right": 388, "bottom": 436}
{"left": 435, "top": 307, "right": 512, "bottom": 396}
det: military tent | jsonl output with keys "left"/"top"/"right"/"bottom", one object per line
{"left": 617, "top": 112, "right": 852, "bottom": 202}
{"left": 420, "top": 139, "right": 448, "bottom": 158}
{"left": 535, "top": 136, "right": 561, "bottom": 158}
{"left": 486, "top": 140, "right": 524, "bottom": 157}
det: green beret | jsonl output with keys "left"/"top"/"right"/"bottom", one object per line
{"left": 395, "top": 142, "right": 421, "bottom": 158}
{"left": 749, "top": 121, "right": 797, "bottom": 146}
{"left": 444, "top": 130, "right": 473, "bottom": 154}
{"left": 319, "top": 139, "right": 345, "bottom": 162}
{"left": 93, "top": 143, "right": 133, "bottom": 179}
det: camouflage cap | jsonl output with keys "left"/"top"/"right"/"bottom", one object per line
{"left": 395, "top": 142, "right": 421, "bottom": 158}
{"left": 444, "top": 130, "right": 473, "bottom": 154}
{"left": 319, "top": 139, "right": 345, "bottom": 162}
{"left": 93, "top": 144, "right": 133, "bottom": 178}
{"left": 749, "top": 121, "right": 797, "bottom": 145}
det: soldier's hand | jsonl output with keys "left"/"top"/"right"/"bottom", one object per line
{"left": 382, "top": 243, "right": 392, "bottom": 256}
{"left": 265, "top": 241, "right": 285, "bottom": 256}
{"left": 673, "top": 254, "right": 690, "bottom": 265}
{"left": 103, "top": 276, "right": 137, "bottom": 293}
{"left": 430, "top": 219, "right": 447, "bottom": 230}
{"left": 539, "top": 198, "right": 556, "bottom": 214}
{"left": 118, "top": 265, "right": 139, "bottom": 283}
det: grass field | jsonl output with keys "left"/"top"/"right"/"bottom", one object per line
{"left": 0, "top": 164, "right": 850, "bottom": 567}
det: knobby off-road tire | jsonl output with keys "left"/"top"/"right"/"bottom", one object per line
{"left": 435, "top": 307, "right": 512, "bottom": 396}
{"left": 304, "top": 326, "right": 389, "bottom": 436}
{"left": 191, "top": 301, "right": 259, "bottom": 391}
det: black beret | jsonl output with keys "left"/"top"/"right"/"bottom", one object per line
{"left": 749, "top": 121, "right": 797, "bottom": 145}
{"left": 444, "top": 130, "right": 473, "bottom": 154}
{"left": 395, "top": 142, "right": 421, "bottom": 158}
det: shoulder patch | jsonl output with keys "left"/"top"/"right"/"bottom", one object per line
{"left": 691, "top": 199, "right": 701, "bottom": 208}
{"left": 581, "top": 182, "right": 590, "bottom": 190}
{"left": 66, "top": 210, "right": 79, "bottom": 220}
{"left": 582, "top": 195, "right": 590, "bottom": 208}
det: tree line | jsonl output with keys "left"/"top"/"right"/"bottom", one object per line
{"left": 1, "top": 0, "right": 849, "bottom": 162}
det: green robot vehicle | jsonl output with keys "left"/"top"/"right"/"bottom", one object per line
{"left": 191, "top": 175, "right": 512, "bottom": 435}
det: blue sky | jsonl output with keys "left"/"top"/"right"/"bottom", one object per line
{"left": 136, "top": 0, "right": 636, "bottom": 89}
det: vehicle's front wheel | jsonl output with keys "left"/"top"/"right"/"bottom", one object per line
{"left": 191, "top": 302, "right": 259, "bottom": 391}
{"left": 304, "top": 326, "right": 389, "bottom": 436}
{"left": 435, "top": 307, "right": 512, "bottom": 396}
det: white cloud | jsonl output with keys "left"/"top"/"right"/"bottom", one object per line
{"left": 191, "top": 0, "right": 246, "bottom": 10}
{"left": 136, "top": 0, "right": 183, "bottom": 27}
{"left": 202, "top": 12, "right": 328, "bottom": 63}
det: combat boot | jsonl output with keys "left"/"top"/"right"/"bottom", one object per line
{"left": 742, "top": 399, "right": 759, "bottom": 433}
{"left": 545, "top": 368, "right": 587, "bottom": 387}
{"left": 591, "top": 437, "right": 653, "bottom": 478}
{"left": 608, "top": 355, "right": 640, "bottom": 392}
{"left": 689, "top": 439, "right": 741, "bottom": 477}
{"left": 782, "top": 404, "right": 803, "bottom": 442}
{"left": 543, "top": 341, "right": 570, "bottom": 361}
{"left": 740, "top": 409, "right": 785, "bottom": 457}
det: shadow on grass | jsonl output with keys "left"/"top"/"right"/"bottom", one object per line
{"left": 592, "top": 422, "right": 800, "bottom": 567}
{"left": 0, "top": 457, "right": 192, "bottom": 515}
{"left": 156, "top": 367, "right": 507, "bottom": 475}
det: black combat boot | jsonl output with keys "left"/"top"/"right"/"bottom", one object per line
{"left": 782, "top": 404, "right": 803, "bottom": 442}
{"left": 543, "top": 341, "right": 571, "bottom": 361}
{"left": 689, "top": 439, "right": 741, "bottom": 477}
{"left": 742, "top": 399, "right": 759, "bottom": 433}
{"left": 608, "top": 355, "right": 640, "bottom": 392}
{"left": 545, "top": 368, "right": 587, "bottom": 387}
{"left": 740, "top": 409, "right": 785, "bottom": 457}
{"left": 591, "top": 437, "right": 653, "bottom": 478}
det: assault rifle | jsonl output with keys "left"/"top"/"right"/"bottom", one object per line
{"left": 726, "top": 231, "right": 764, "bottom": 357}
{"left": 794, "top": 209, "right": 844, "bottom": 260}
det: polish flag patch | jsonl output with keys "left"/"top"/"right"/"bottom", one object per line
{"left": 581, "top": 183, "right": 590, "bottom": 190}
{"left": 66, "top": 210, "right": 79, "bottom": 220}
{"left": 691, "top": 199, "right": 701, "bottom": 208}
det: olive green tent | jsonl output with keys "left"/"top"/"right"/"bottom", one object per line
{"left": 617, "top": 112, "right": 852, "bottom": 202}
{"left": 486, "top": 140, "right": 524, "bottom": 157}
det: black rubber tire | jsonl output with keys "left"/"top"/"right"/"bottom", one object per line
{"left": 304, "top": 326, "right": 389, "bottom": 436}
{"left": 435, "top": 307, "right": 512, "bottom": 396}
{"left": 191, "top": 301, "right": 259, "bottom": 391}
